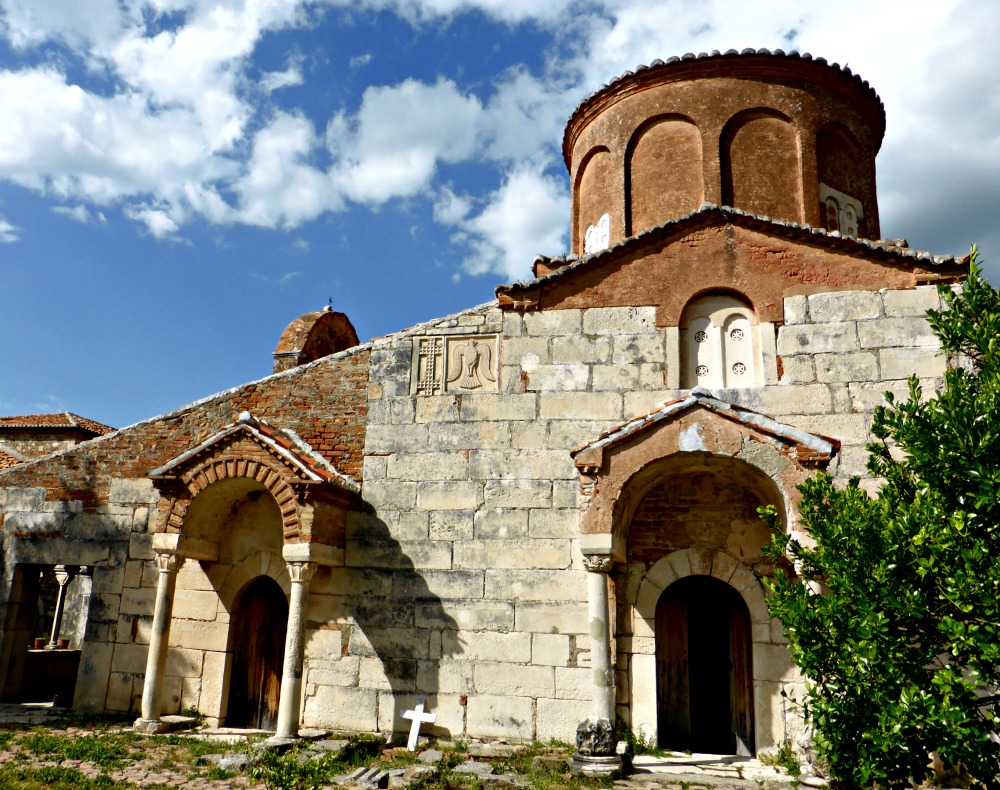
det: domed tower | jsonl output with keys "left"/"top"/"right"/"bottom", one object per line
{"left": 563, "top": 49, "right": 885, "bottom": 256}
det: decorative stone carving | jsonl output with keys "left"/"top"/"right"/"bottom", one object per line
{"left": 286, "top": 561, "right": 316, "bottom": 584}
{"left": 154, "top": 552, "right": 179, "bottom": 574}
{"left": 414, "top": 337, "right": 444, "bottom": 395}
{"left": 584, "top": 213, "right": 610, "bottom": 254}
{"left": 412, "top": 334, "right": 499, "bottom": 394}
{"left": 575, "top": 716, "right": 616, "bottom": 756}
{"left": 582, "top": 554, "right": 613, "bottom": 573}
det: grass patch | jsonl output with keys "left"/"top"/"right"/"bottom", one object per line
{"left": 19, "top": 729, "right": 142, "bottom": 770}
{"left": 759, "top": 740, "right": 801, "bottom": 776}
{"left": 0, "top": 764, "right": 129, "bottom": 789}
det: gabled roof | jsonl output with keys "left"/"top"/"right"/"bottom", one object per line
{"left": 571, "top": 389, "right": 838, "bottom": 470}
{"left": 0, "top": 412, "right": 115, "bottom": 435}
{"left": 149, "top": 411, "right": 360, "bottom": 494}
{"left": 497, "top": 204, "right": 966, "bottom": 307}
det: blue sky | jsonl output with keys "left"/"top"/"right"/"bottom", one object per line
{"left": 2, "top": 0, "right": 999, "bottom": 428}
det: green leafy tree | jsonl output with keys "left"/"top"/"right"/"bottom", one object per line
{"left": 763, "top": 247, "right": 1000, "bottom": 788}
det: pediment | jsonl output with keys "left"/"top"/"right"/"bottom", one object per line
{"left": 498, "top": 205, "right": 966, "bottom": 327}
{"left": 571, "top": 390, "right": 837, "bottom": 474}
{"left": 150, "top": 411, "right": 359, "bottom": 495}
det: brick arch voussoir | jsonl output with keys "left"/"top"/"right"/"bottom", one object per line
{"left": 169, "top": 452, "right": 303, "bottom": 539}
{"left": 634, "top": 548, "right": 770, "bottom": 636}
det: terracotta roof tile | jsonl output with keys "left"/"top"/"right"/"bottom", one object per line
{"left": 564, "top": 48, "right": 885, "bottom": 164}
{"left": 0, "top": 448, "right": 22, "bottom": 470}
{"left": 0, "top": 412, "right": 115, "bottom": 435}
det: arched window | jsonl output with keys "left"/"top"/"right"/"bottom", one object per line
{"left": 680, "top": 293, "right": 762, "bottom": 389}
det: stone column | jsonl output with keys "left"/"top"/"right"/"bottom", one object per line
{"left": 46, "top": 565, "right": 72, "bottom": 649}
{"left": 134, "top": 551, "right": 179, "bottom": 733}
{"left": 274, "top": 561, "right": 315, "bottom": 740}
{"left": 572, "top": 553, "right": 621, "bottom": 777}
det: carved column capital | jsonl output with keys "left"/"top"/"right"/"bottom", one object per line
{"left": 53, "top": 565, "right": 71, "bottom": 586}
{"left": 286, "top": 561, "right": 316, "bottom": 584}
{"left": 154, "top": 552, "right": 179, "bottom": 574}
{"left": 582, "top": 554, "right": 613, "bottom": 573}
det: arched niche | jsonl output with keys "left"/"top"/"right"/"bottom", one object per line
{"left": 721, "top": 109, "right": 801, "bottom": 223}
{"left": 817, "top": 123, "right": 868, "bottom": 238}
{"left": 573, "top": 146, "right": 614, "bottom": 254}
{"left": 679, "top": 291, "right": 763, "bottom": 389}
{"left": 626, "top": 115, "right": 703, "bottom": 236}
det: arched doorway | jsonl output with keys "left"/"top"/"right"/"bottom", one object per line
{"left": 226, "top": 576, "right": 288, "bottom": 730}
{"left": 655, "top": 576, "right": 754, "bottom": 755}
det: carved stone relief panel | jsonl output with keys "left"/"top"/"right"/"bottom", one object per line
{"left": 411, "top": 334, "right": 498, "bottom": 395}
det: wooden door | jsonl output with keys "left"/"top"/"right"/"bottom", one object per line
{"left": 656, "top": 590, "right": 690, "bottom": 747}
{"left": 655, "top": 576, "right": 755, "bottom": 754}
{"left": 226, "top": 577, "right": 288, "bottom": 730}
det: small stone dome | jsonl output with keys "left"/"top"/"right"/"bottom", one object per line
{"left": 272, "top": 306, "right": 360, "bottom": 373}
{"left": 564, "top": 49, "right": 886, "bottom": 255}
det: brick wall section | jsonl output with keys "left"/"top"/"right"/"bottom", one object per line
{"left": 0, "top": 349, "right": 370, "bottom": 507}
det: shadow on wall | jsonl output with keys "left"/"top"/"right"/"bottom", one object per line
{"left": 305, "top": 506, "right": 464, "bottom": 740}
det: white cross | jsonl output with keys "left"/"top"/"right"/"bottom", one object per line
{"left": 402, "top": 697, "right": 437, "bottom": 751}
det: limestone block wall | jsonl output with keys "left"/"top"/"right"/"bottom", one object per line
{"left": 326, "top": 285, "right": 946, "bottom": 745}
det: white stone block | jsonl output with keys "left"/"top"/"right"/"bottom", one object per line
{"left": 456, "top": 540, "right": 571, "bottom": 570}
{"left": 503, "top": 337, "right": 550, "bottom": 365}
{"left": 782, "top": 295, "right": 809, "bottom": 325}
{"left": 418, "top": 659, "right": 473, "bottom": 694}
{"left": 484, "top": 480, "right": 552, "bottom": 509}
{"left": 883, "top": 285, "right": 941, "bottom": 316}
{"left": 416, "top": 482, "right": 482, "bottom": 510}
{"left": 514, "top": 601, "right": 588, "bottom": 634}
{"left": 551, "top": 336, "right": 611, "bottom": 364}
{"left": 539, "top": 392, "right": 622, "bottom": 421}
{"left": 467, "top": 694, "right": 534, "bottom": 740}
{"left": 393, "top": 569, "right": 484, "bottom": 600}
{"left": 363, "top": 482, "right": 417, "bottom": 510}
{"left": 779, "top": 354, "right": 815, "bottom": 383}
{"left": 441, "top": 630, "right": 532, "bottom": 663}
{"left": 119, "top": 587, "right": 155, "bottom": 616}
{"left": 591, "top": 365, "right": 638, "bottom": 391}
{"left": 172, "top": 590, "right": 219, "bottom": 622}
{"left": 554, "top": 666, "right": 593, "bottom": 701}
{"left": 611, "top": 334, "right": 664, "bottom": 365}
{"left": 475, "top": 663, "right": 554, "bottom": 697}
{"left": 879, "top": 347, "right": 947, "bottom": 379}
{"left": 485, "top": 569, "right": 588, "bottom": 602}
{"left": 807, "top": 290, "right": 881, "bottom": 322}
{"left": 459, "top": 393, "right": 537, "bottom": 421}
{"left": 776, "top": 322, "right": 858, "bottom": 355}
{"left": 388, "top": 453, "right": 469, "bottom": 481}
{"left": 528, "top": 509, "right": 579, "bottom": 538}
{"left": 814, "top": 351, "right": 878, "bottom": 383}
{"left": 532, "top": 633, "right": 571, "bottom": 666}
{"left": 417, "top": 600, "right": 514, "bottom": 631}
{"left": 582, "top": 306, "right": 656, "bottom": 335}
{"left": 346, "top": 539, "right": 453, "bottom": 570}
{"left": 305, "top": 627, "right": 344, "bottom": 658}
{"left": 857, "top": 317, "right": 937, "bottom": 349}
{"left": 470, "top": 450, "right": 577, "bottom": 481}
{"left": 166, "top": 646, "right": 205, "bottom": 678}
{"left": 551, "top": 481, "right": 579, "bottom": 509}
{"left": 526, "top": 364, "right": 590, "bottom": 392}
{"left": 303, "top": 685, "right": 378, "bottom": 731}
{"left": 474, "top": 509, "right": 529, "bottom": 539}
{"left": 378, "top": 692, "right": 465, "bottom": 737}
{"left": 524, "top": 310, "right": 582, "bottom": 336}
{"left": 742, "top": 384, "right": 833, "bottom": 415}
{"left": 429, "top": 510, "right": 474, "bottom": 541}
{"left": 169, "top": 618, "right": 229, "bottom": 652}
{"left": 306, "top": 656, "right": 360, "bottom": 687}
{"left": 755, "top": 642, "right": 796, "bottom": 682}
{"left": 784, "top": 413, "right": 871, "bottom": 445}
{"left": 415, "top": 396, "right": 460, "bottom": 423}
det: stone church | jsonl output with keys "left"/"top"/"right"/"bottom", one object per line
{"left": 0, "top": 49, "right": 967, "bottom": 759}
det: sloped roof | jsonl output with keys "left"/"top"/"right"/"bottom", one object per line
{"left": 0, "top": 412, "right": 115, "bottom": 435}
{"left": 149, "top": 411, "right": 360, "bottom": 494}
{"left": 497, "top": 204, "right": 966, "bottom": 304}
{"left": 571, "top": 389, "right": 838, "bottom": 468}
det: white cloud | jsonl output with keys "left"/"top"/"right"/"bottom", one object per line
{"left": 51, "top": 205, "right": 107, "bottom": 223}
{"left": 440, "top": 165, "right": 568, "bottom": 280}
{"left": 0, "top": 216, "right": 20, "bottom": 242}
{"left": 329, "top": 78, "right": 483, "bottom": 204}
{"left": 260, "top": 58, "right": 305, "bottom": 93}
{"left": 125, "top": 203, "right": 182, "bottom": 239}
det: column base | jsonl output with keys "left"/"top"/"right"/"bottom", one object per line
{"left": 571, "top": 754, "right": 622, "bottom": 778}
